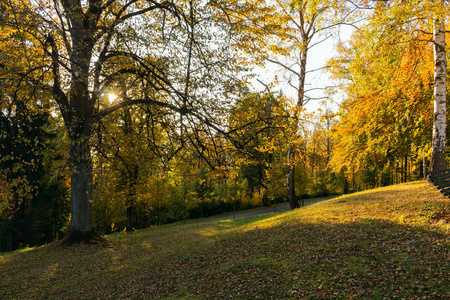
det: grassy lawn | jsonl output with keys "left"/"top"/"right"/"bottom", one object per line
{"left": 1, "top": 181, "right": 449, "bottom": 299}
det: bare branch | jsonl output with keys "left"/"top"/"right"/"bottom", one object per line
{"left": 266, "top": 58, "right": 300, "bottom": 77}
{"left": 308, "top": 34, "right": 332, "bottom": 49}
{"left": 306, "top": 65, "right": 331, "bottom": 74}
{"left": 92, "top": 98, "right": 179, "bottom": 122}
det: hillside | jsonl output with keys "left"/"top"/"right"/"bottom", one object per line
{"left": 1, "top": 181, "right": 449, "bottom": 299}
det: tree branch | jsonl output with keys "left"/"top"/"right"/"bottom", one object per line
{"left": 266, "top": 57, "right": 300, "bottom": 77}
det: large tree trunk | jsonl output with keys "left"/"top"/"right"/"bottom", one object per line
{"left": 62, "top": 137, "right": 98, "bottom": 244}
{"left": 57, "top": 4, "right": 98, "bottom": 243}
{"left": 430, "top": 9, "right": 447, "bottom": 172}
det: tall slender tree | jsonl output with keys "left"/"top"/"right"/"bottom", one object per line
{"left": 267, "top": 0, "right": 355, "bottom": 208}
{"left": 430, "top": 0, "right": 447, "bottom": 171}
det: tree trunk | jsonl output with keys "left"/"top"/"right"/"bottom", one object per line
{"left": 312, "top": 145, "right": 316, "bottom": 179}
{"left": 287, "top": 148, "right": 300, "bottom": 209}
{"left": 400, "top": 159, "right": 404, "bottom": 183}
{"left": 285, "top": 35, "right": 307, "bottom": 210}
{"left": 126, "top": 165, "right": 138, "bottom": 232}
{"left": 6, "top": 218, "right": 13, "bottom": 252}
{"left": 404, "top": 154, "right": 408, "bottom": 182}
{"left": 62, "top": 137, "right": 98, "bottom": 244}
{"left": 258, "top": 163, "right": 269, "bottom": 206}
{"left": 262, "top": 192, "right": 268, "bottom": 206}
{"left": 343, "top": 177, "right": 349, "bottom": 194}
{"left": 430, "top": 9, "right": 447, "bottom": 172}
{"left": 126, "top": 206, "right": 134, "bottom": 232}
{"left": 423, "top": 149, "right": 427, "bottom": 179}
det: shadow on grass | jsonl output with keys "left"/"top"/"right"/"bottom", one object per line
{"left": 181, "top": 217, "right": 449, "bottom": 299}
{"left": 2, "top": 212, "right": 449, "bottom": 299}
{"left": 1, "top": 182, "right": 449, "bottom": 299}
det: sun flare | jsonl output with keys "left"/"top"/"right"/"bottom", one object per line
{"left": 108, "top": 93, "right": 118, "bottom": 102}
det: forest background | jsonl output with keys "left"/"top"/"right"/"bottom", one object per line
{"left": 0, "top": 0, "right": 448, "bottom": 251}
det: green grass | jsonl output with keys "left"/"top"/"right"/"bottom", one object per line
{"left": 1, "top": 181, "right": 449, "bottom": 299}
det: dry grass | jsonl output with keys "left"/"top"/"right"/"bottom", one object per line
{"left": 1, "top": 181, "right": 449, "bottom": 299}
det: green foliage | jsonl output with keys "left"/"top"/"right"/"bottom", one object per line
{"left": 362, "top": 167, "right": 378, "bottom": 189}
{"left": 380, "top": 163, "right": 392, "bottom": 187}
{"left": 0, "top": 100, "right": 69, "bottom": 251}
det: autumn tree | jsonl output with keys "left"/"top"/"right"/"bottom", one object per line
{"left": 228, "top": 92, "right": 288, "bottom": 206}
{"left": 328, "top": 1, "right": 444, "bottom": 187}
{"left": 0, "top": 9, "right": 70, "bottom": 251}
{"left": 305, "top": 104, "right": 338, "bottom": 195}
{"left": 94, "top": 106, "right": 148, "bottom": 232}
{"left": 266, "top": 0, "right": 357, "bottom": 208}
{"left": 345, "top": 1, "right": 448, "bottom": 171}
{"left": 1, "top": 0, "right": 274, "bottom": 243}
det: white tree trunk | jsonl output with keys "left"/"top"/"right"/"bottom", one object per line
{"left": 430, "top": 13, "right": 447, "bottom": 171}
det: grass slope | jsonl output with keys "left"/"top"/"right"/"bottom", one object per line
{"left": 1, "top": 181, "right": 449, "bottom": 299}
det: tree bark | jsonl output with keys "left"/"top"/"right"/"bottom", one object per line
{"left": 56, "top": 0, "right": 99, "bottom": 243}
{"left": 287, "top": 148, "right": 300, "bottom": 209}
{"left": 6, "top": 218, "right": 13, "bottom": 252}
{"left": 262, "top": 192, "right": 268, "bottom": 206}
{"left": 62, "top": 137, "right": 98, "bottom": 244}
{"left": 404, "top": 154, "right": 408, "bottom": 183}
{"left": 343, "top": 177, "right": 349, "bottom": 194}
{"left": 430, "top": 9, "right": 447, "bottom": 172}
{"left": 286, "top": 31, "right": 308, "bottom": 210}
{"left": 423, "top": 149, "right": 427, "bottom": 179}
{"left": 126, "top": 165, "right": 138, "bottom": 232}
{"left": 400, "top": 159, "right": 404, "bottom": 183}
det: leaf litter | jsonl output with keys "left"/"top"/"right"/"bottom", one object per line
{"left": 0, "top": 181, "right": 449, "bottom": 299}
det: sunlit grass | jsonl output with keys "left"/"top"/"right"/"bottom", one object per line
{"left": 1, "top": 181, "right": 449, "bottom": 299}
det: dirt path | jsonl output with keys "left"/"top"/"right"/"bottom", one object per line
{"left": 205, "top": 196, "right": 338, "bottom": 223}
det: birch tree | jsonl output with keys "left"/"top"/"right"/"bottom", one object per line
{"left": 430, "top": 0, "right": 447, "bottom": 171}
